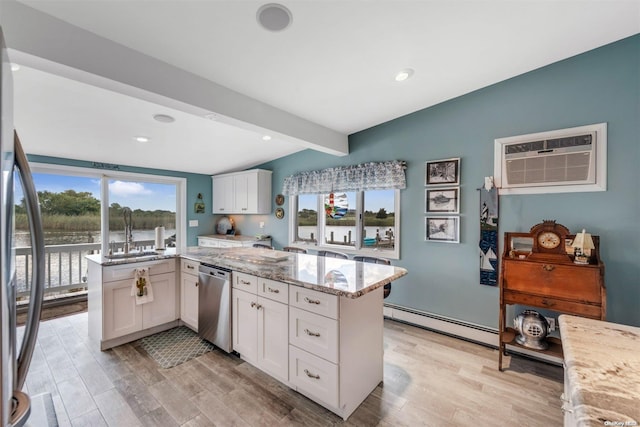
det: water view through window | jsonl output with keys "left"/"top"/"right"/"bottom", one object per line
{"left": 14, "top": 172, "right": 177, "bottom": 299}
{"left": 294, "top": 189, "right": 397, "bottom": 254}
{"left": 107, "top": 179, "right": 177, "bottom": 252}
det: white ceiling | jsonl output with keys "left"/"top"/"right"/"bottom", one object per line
{"left": 7, "top": 0, "right": 640, "bottom": 175}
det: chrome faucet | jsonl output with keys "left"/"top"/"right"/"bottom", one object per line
{"left": 123, "top": 207, "right": 133, "bottom": 253}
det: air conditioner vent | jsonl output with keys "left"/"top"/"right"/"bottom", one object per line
{"left": 494, "top": 123, "right": 607, "bottom": 195}
{"left": 504, "top": 134, "right": 592, "bottom": 155}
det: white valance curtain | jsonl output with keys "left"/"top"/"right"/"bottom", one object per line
{"left": 282, "top": 160, "right": 406, "bottom": 196}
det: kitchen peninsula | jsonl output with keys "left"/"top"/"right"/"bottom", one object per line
{"left": 86, "top": 247, "right": 407, "bottom": 420}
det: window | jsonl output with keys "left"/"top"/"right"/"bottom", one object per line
{"left": 290, "top": 189, "right": 400, "bottom": 259}
{"left": 22, "top": 163, "right": 186, "bottom": 295}
{"left": 107, "top": 179, "right": 177, "bottom": 251}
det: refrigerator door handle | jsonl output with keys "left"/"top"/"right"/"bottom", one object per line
{"left": 13, "top": 131, "right": 45, "bottom": 392}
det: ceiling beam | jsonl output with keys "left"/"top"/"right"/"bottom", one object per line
{"left": 0, "top": 0, "right": 348, "bottom": 156}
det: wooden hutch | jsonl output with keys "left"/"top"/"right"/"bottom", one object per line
{"left": 498, "top": 221, "right": 606, "bottom": 371}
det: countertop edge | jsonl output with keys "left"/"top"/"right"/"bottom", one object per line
{"left": 89, "top": 250, "right": 407, "bottom": 299}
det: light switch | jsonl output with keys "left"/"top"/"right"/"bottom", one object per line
{"left": 189, "top": 220, "right": 199, "bottom": 227}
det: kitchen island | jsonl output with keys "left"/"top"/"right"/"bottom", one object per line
{"left": 559, "top": 314, "right": 640, "bottom": 426}
{"left": 87, "top": 247, "right": 407, "bottom": 420}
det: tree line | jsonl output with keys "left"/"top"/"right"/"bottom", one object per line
{"left": 298, "top": 208, "right": 394, "bottom": 227}
{"left": 14, "top": 190, "right": 175, "bottom": 231}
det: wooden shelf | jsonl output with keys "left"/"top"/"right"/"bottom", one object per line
{"left": 502, "top": 327, "right": 564, "bottom": 359}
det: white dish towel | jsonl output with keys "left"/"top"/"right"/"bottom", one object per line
{"left": 131, "top": 267, "right": 154, "bottom": 305}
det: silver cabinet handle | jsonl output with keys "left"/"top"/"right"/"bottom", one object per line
{"left": 240, "top": 279, "right": 252, "bottom": 285}
{"left": 268, "top": 287, "right": 280, "bottom": 293}
{"left": 304, "top": 369, "right": 320, "bottom": 379}
{"left": 304, "top": 296, "right": 320, "bottom": 305}
{"left": 304, "top": 329, "right": 320, "bottom": 337}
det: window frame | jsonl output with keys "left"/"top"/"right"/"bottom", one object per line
{"left": 30, "top": 163, "right": 187, "bottom": 253}
{"left": 288, "top": 189, "right": 401, "bottom": 259}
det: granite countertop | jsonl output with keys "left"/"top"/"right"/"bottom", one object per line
{"left": 87, "top": 247, "right": 407, "bottom": 299}
{"left": 559, "top": 314, "right": 640, "bottom": 426}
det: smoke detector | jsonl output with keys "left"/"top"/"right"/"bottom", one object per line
{"left": 257, "top": 3, "right": 292, "bottom": 32}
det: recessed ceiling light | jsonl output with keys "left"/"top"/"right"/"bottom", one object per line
{"left": 134, "top": 136, "right": 150, "bottom": 143}
{"left": 262, "top": 135, "right": 272, "bottom": 141}
{"left": 395, "top": 68, "right": 414, "bottom": 82}
{"left": 11, "top": 64, "right": 20, "bottom": 72}
{"left": 257, "top": 3, "right": 293, "bottom": 32}
{"left": 153, "top": 114, "right": 175, "bottom": 123}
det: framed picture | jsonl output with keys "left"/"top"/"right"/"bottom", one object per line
{"left": 426, "top": 187, "right": 459, "bottom": 213}
{"left": 425, "top": 157, "right": 460, "bottom": 185}
{"left": 425, "top": 216, "right": 460, "bottom": 243}
{"left": 194, "top": 202, "right": 205, "bottom": 214}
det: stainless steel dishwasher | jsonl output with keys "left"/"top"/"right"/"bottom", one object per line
{"left": 198, "top": 263, "right": 232, "bottom": 352}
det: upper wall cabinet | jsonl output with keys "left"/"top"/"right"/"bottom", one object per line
{"left": 212, "top": 169, "right": 272, "bottom": 214}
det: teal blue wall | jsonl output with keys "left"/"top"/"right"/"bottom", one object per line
{"left": 249, "top": 34, "right": 640, "bottom": 328}
{"left": 26, "top": 155, "right": 215, "bottom": 246}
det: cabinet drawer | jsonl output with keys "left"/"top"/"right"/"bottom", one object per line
{"left": 289, "top": 307, "right": 338, "bottom": 363}
{"left": 103, "top": 259, "right": 175, "bottom": 282}
{"left": 197, "top": 237, "right": 219, "bottom": 247}
{"left": 181, "top": 259, "right": 199, "bottom": 276}
{"left": 257, "top": 278, "right": 288, "bottom": 304}
{"left": 289, "top": 286, "right": 338, "bottom": 319}
{"left": 503, "top": 261, "right": 601, "bottom": 303}
{"left": 503, "top": 290, "right": 603, "bottom": 319}
{"left": 219, "top": 240, "right": 242, "bottom": 248}
{"left": 233, "top": 272, "right": 258, "bottom": 293}
{"left": 289, "top": 345, "right": 338, "bottom": 408}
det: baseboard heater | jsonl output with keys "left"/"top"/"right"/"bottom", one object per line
{"left": 383, "top": 303, "right": 562, "bottom": 365}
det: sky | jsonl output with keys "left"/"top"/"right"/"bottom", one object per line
{"left": 14, "top": 172, "right": 176, "bottom": 212}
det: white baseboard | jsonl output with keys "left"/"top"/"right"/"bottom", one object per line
{"left": 383, "top": 304, "right": 498, "bottom": 347}
{"left": 383, "top": 304, "right": 562, "bottom": 366}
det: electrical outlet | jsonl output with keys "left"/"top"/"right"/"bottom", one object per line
{"left": 546, "top": 316, "right": 556, "bottom": 332}
{"left": 259, "top": 221, "right": 265, "bottom": 229}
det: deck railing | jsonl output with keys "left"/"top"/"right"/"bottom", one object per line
{"left": 15, "top": 239, "right": 157, "bottom": 299}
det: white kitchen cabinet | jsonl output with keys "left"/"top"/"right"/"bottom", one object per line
{"left": 288, "top": 286, "right": 384, "bottom": 421}
{"left": 180, "top": 259, "right": 199, "bottom": 331}
{"left": 141, "top": 271, "right": 177, "bottom": 329}
{"left": 211, "top": 169, "right": 272, "bottom": 214}
{"left": 232, "top": 274, "right": 289, "bottom": 383}
{"left": 88, "top": 258, "right": 179, "bottom": 350}
{"left": 212, "top": 174, "right": 234, "bottom": 214}
{"left": 102, "top": 278, "right": 143, "bottom": 340}
{"left": 232, "top": 287, "right": 259, "bottom": 364}
{"left": 198, "top": 235, "right": 271, "bottom": 248}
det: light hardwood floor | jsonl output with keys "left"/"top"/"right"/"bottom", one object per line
{"left": 21, "top": 312, "right": 563, "bottom": 426}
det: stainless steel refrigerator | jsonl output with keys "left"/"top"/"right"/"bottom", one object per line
{"left": 1, "top": 27, "right": 46, "bottom": 427}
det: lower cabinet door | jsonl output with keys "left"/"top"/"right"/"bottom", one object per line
{"left": 142, "top": 272, "right": 178, "bottom": 329}
{"left": 232, "top": 288, "right": 258, "bottom": 363}
{"left": 103, "top": 279, "right": 142, "bottom": 340}
{"left": 289, "top": 345, "right": 339, "bottom": 408}
{"left": 257, "top": 297, "right": 288, "bottom": 382}
{"left": 181, "top": 272, "right": 199, "bottom": 330}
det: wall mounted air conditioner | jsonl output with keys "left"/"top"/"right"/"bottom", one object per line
{"left": 494, "top": 123, "right": 607, "bottom": 195}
